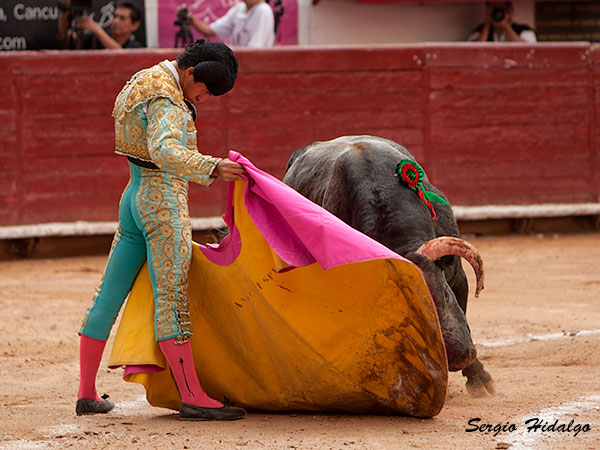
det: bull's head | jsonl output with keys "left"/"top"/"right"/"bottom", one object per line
{"left": 407, "top": 237, "right": 484, "bottom": 372}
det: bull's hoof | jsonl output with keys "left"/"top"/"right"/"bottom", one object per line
{"left": 462, "top": 359, "right": 495, "bottom": 397}
{"left": 465, "top": 372, "right": 495, "bottom": 397}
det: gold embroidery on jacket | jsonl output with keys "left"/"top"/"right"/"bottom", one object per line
{"left": 112, "top": 62, "right": 221, "bottom": 185}
{"left": 113, "top": 62, "right": 187, "bottom": 162}
{"left": 145, "top": 98, "right": 221, "bottom": 184}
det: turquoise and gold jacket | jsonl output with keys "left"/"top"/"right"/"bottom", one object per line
{"left": 112, "top": 61, "right": 221, "bottom": 186}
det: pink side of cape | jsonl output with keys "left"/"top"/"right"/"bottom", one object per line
{"left": 197, "top": 151, "right": 405, "bottom": 269}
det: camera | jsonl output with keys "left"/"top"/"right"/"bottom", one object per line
{"left": 71, "top": 0, "right": 93, "bottom": 19}
{"left": 57, "top": 0, "right": 94, "bottom": 49}
{"left": 174, "top": 7, "right": 193, "bottom": 48}
{"left": 266, "top": 0, "right": 284, "bottom": 34}
{"left": 491, "top": 7, "right": 507, "bottom": 22}
{"left": 57, "top": 0, "right": 93, "bottom": 19}
{"left": 174, "top": 7, "right": 191, "bottom": 27}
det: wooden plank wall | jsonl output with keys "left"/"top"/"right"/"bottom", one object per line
{"left": 0, "top": 44, "right": 598, "bottom": 227}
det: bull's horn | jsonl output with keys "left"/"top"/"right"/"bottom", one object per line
{"left": 416, "top": 236, "right": 485, "bottom": 298}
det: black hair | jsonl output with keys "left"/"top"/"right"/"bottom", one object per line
{"left": 115, "top": 0, "right": 142, "bottom": 23}
{"left": 176, "top": 39, "right": 239, "bottom": 96}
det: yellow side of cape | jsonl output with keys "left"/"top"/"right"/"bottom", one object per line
{"left": 109, "top": 181, "right": 448, "bottom": 418}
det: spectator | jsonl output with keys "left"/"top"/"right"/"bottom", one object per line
{"left": 58, "top": 0, "right": 143, "bottom": 49}
{"left": 184, "top": 0, "right": 275, "bottom": 48}
{"left": 468, "top": 2, "right": 537, "bottom": 43}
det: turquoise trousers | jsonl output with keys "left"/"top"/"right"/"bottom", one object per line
{"left": 79, "top": 162, "right": 193, "bottom": 342}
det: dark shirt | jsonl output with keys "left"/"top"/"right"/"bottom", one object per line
{"left": 80, "top": 26, "right": 143, "bottom": 49}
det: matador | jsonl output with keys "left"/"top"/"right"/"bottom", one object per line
{"left": 75, "top": 40, "right": 247, "bottom": 421}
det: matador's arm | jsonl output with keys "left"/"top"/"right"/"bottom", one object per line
{"left": 146, "top": 97, "right": 222, "bottom": 186}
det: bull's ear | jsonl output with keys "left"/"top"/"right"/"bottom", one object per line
{"left": 405, "top": 251, "right": 446, "bottom": 303}
{"left": 404, "top": 251, "right": 431, "bottom": 270}
{"left": 405, "top": 252, "right": 437, "bottom": 285}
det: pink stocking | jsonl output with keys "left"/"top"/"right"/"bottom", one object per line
{"left": 159, "top": 338, "right": 223, "bottom": 408}
{"left": 78, "top": 335, "right": 107, "bottom": 401}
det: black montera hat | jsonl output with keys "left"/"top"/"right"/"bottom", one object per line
{"left": 192, "top": 40, "right": 239, "bottom": 96}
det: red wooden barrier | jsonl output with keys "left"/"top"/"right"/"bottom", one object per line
{"left": 1, "top": 44, "right": 598, "bottom": 228}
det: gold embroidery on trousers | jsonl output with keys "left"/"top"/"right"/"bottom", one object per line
{"left": 135, "top": 169, "right": 193, "bottom": 342}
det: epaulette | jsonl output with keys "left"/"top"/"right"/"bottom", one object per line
{"left": 112, "top": 63, "right": 187, "bottom": 122}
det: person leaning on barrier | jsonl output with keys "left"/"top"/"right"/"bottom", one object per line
{"left": 181, "top": 0, "right": 275, "bottom": 48}
{"left": 58, "top": 0, "right": 143, "bottom": 49}
{"left": 468, "top": 1, "right": 537, "bottom": 43}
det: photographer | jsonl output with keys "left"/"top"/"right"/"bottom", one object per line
{"left": 181, "top": 0, "right": 274, "bottom": 48}
{"left": 58, "top": 0, "right": 143, "bottom": 49}
{"left": 468, "top": 2, "right": 537, "bottom": 43}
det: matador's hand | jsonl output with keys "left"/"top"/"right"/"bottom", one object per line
{"left": 214, "top": 158, "right": 246, "bottom": 182}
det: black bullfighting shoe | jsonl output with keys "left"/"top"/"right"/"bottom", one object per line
{"left": 76, "top": 394, "right": 115, "bottom": 415}
{"left": 179, "top": 400, "right": 247, "bottom": 421}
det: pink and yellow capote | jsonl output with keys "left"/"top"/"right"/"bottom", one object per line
{"left": 108, "top": 151, "right": 449, "bottom": 418}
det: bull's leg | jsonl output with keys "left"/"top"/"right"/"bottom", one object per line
{"left": 462, "top": 359, "right": 495, "bottom": 397}
{"left": 445, "top": 261, "right": 496, "bottom": 396}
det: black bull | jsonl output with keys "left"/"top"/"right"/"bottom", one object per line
{"left": 283, "top": 135, "right": 495, "bottom": 397}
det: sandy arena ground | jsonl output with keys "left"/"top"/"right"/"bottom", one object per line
{"left": 1, "top": 233, "right": 599, "bottom": 450}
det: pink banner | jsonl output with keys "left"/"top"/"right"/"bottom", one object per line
{"left": 359, "top": 0, "right": 484, "bottom": 2}
{"left": 159, "top": 0, "right": 297, "bottom": 48}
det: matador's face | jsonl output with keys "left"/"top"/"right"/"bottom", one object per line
{"left": 181, "top": 67, "right": 212, "bottom": 105}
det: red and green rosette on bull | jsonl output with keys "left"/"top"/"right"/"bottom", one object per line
{"left": 396, "top": 160, "right": 449, "bottom": 220}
